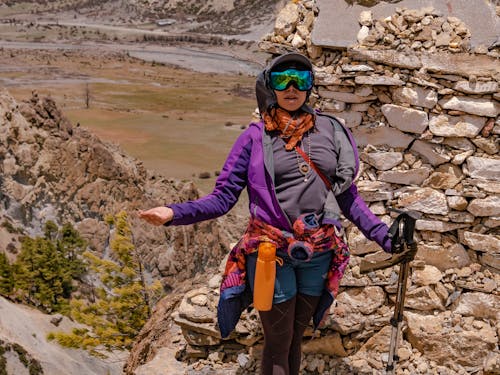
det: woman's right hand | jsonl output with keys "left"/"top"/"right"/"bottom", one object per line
{"left": 138, "top": 206, "right": 174, "bottom": 226}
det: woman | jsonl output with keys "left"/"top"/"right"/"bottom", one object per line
{"left": 139, "top": 52, "right": 392, "bottom": 375}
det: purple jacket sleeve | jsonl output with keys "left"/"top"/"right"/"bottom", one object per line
{"left": 166, "top": 131, "right": 252, "bottom": 226}
{"left": 336, "top": 184, "right": 392, "bottom": 252}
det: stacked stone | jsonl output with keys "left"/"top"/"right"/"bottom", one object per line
{"left": 173, "top": 263, "right": 499, "bottom": 374}
{"left": 173, "top": 2, "right": 499, "bottom": 374}
{"left": 258, "top": 1, "right": 499, "bottom": 274}
{"left": 261, "top": 0, "right": 325, "bottom": 60}
{"left": 357, "top": 7, "right": 474, "bottom": 54}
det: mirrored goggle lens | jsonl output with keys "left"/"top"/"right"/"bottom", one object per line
{"left": 270, "top": 69, "right": 313, "bottom": 91}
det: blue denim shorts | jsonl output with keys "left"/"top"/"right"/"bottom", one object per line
{"left": 246, "top": 249, "right": 333, "bottom": 304}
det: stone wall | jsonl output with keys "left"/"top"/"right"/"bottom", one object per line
{"left": 167, "top": 2, "right": 500, "bottom": 374}
{"left": 259, "top": 0, "right": 500, "bottom": 274}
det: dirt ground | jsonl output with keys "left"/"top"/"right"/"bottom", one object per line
{"left": 0, "top": 0, "right": 275, "bottom": 184}
{"left": 0, "top": 2, "right": 277, "bottom": 224}
{"left": 0, "top": 41, "right": 264, "bottom": 190}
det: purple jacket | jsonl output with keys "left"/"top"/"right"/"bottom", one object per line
{"left": 168, "top": 52, "right": 391, "bottom": 337}
{"left": 168, "top": 116, "right": 391, "bottom": 337}
{"left": 168, "top": 119, "right": 391, "bottom": 251}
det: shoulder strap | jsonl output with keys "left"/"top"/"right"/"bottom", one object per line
{"left": 295, "top": 145, "right": 332, "bottom": 190}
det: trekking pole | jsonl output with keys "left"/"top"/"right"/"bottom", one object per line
{"left": 359, "top": 209, "right": 419, "bottom": 374}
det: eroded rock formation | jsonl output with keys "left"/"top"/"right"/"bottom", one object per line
{"left": 0, "top": 89, "right": 241, "bottom": 295}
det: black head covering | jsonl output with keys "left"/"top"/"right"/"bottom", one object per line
{"left": 255, "top": 52, "right": 315, "bottom": 116}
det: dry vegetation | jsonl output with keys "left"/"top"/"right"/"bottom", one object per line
{"left": 0, "top": 46, "right": 258, "bottom": 182}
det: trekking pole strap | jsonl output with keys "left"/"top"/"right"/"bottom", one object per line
{"left": 359, "top": 210, "right": 420, "bottom": 274}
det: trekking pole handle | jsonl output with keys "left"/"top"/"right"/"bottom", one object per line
{"left": 360, "top": 209, "right": 420, "bottom": 273}
{"left": 403, "top": 212, "right": 419, "bottom": 246}
{"left": 389, "top": 209, "right": 420, "bottom": 247}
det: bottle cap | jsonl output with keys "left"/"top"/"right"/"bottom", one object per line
{"left": 258, "top": 242, "right": 276, "bottom": 261}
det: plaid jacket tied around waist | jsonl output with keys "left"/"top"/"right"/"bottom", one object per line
{"left": 217, "top": 214, "right": 351, "bottom": 338}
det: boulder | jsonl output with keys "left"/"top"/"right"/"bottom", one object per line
{"left": 406, "top": 311, "right": 497, "bottom": 367}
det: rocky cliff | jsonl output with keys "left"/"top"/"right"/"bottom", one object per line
{"left": 0, "top": 89, "right": 244, "bottom": 373}
{"left": 126, "top": 2, "right": 500, "bottom": 375}
{"left": 0, "top": 89, "right": 241, "bottom": 287}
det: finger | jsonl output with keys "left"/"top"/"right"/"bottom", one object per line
{"left": 140, "top": 213, "right": 155, "bottom": 222}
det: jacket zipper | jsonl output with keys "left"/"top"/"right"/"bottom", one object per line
{"left": 262, "top": 128, "right": 293, "bottom": 231}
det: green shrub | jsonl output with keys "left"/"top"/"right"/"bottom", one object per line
{"left": 0, "top": 253, "right": 14, "bottom": 296}
{"left": 13, "top": 221, "right": 87, "bottom": 313}
{"left": 50, "top": 211, "right": 164, "bottom": 355}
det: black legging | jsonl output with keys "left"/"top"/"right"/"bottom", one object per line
{"left": 258, "top": 293, "right": 320, "bottom": 375}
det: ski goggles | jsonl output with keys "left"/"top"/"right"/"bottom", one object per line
{"left": 269, "top": 69, "right": 313, "bottom": 91}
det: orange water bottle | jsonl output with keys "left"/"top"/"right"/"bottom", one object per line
{"left": 253, "top": 241, "right": 277, "bottom": 311}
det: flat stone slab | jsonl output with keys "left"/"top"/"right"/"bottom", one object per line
{"left": 347, "top": 48, "right": 500, "bottom": 77}
{"left": 312, "top": 0, "right": 500, "bottom": 49}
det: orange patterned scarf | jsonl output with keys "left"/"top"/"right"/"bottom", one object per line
{"left": 263, "top": 108, "right": 314, "bottom": 150}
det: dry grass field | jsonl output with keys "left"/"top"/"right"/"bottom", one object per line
{"left": 0, "top": 47, "right": 258, "bottom": 188}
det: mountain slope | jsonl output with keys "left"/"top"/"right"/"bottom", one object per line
{"left": 0, "top": 89, "right": 239, "bottom": 287}
{"left": 0, "top": 88, "right": 244, "bottom": 373}
{"left": 0, "top": 296, "right": 126, "bottom": 374}
{"left": 3, "top": 0, "right": 282, "bottom": 36}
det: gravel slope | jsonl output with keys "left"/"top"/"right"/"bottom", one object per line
{"left": 0, "top": 296, "right": 127, "bottom": 375}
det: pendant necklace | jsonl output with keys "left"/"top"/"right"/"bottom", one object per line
{"left": 295, "top": 132, "right": 311, "bottom": 182}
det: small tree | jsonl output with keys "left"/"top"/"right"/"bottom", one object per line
{"left": 13, "top": 221, "right": 87, "bottom": 313}
{"left": 85, "top": 83, "right": 91, "bottom": 109}
{"left": 58, "top": 223, "right": 87, "bottom": 291}
{"left": 0, "top": 252, "right": 14, "bottom": 296}
{"left": 49, "top": 211, "right": 163, "bottom": 353}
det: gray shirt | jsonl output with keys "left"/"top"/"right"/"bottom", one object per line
{"left": 271, "top": 117, "right": 354, "bottom": 223}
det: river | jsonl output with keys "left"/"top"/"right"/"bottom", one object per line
{"left": 0, "top": 40, "right": 264, "bottom": 75}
